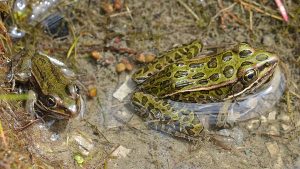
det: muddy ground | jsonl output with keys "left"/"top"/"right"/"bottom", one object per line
{"left": 0, "top": 0, "right": 299, "bottom": 169}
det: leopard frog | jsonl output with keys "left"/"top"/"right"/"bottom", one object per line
{"left": 14, "top": 50, "right": 84, "bottom": 119}
{"left": 131, "top": 40, "right": 279, "bottom": 138}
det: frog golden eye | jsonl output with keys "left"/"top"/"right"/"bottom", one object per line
{"left": 46, "top": 96, "right": 57, "bottom": 107}
{"left": 243, "top": 69, "right": 257, "bottom": 82}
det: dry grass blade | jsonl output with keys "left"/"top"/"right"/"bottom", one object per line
{"left": 177, "top": 0, "right": 200, "bottom": 20}
{"left": 0, "top": 119, "right": 7, "bottom": 147}
{"left": 236, "top": 0, "right": 283, "bottom": 21}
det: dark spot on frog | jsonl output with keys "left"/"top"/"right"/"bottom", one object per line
{"left": 175, "top": 81, "right": 191, "bottom": 89}
{"left": 241, "top": 61, "right": 253, "bottom": 67}
{"left": 198, "top": 95, "right": 205, "bottom": 100}
{"left": 185, "top": 125, "right": 195, "bottom": 135}
{"left": 174, "top": 71, "right": 188, "bottom": 78}
{"left": 192, "top": 72, "right": 205, "bottom": 79}
{"left": 223, "top": 65, "right": 234, "bottom": 78}
{"left": 186, "top": 52, "right": 194, "bottom": 59}
{"left": 197, "top": 79, "right": 208, "bottom": 85}
{"left": 256, "top": 53, "right": 269, "bottom": 61}
{"left": 189, "top": 63, "right": 204, "bottom": 68}
{"left": 147, "top": 103, "right": 155, "bottom": 111}
{"left": 209, "top": 73, "right": 220, "bottom": 81}
{"left": 239, "top": 50, "right": 253, "bottom": 58}
{"left": 207, "top": 58, "right": 217, "bottom": 68}
{"left": 155, "top": 64, "right": 162, "bottom": 70}
{"left": 222, "top": 52, "right": 233, "bottom": 62}
{"left": 215, "top": 89, "right": 223, "bottom": 96}
{"left": 166, "top": 72, "right": 172, "bottom": 77}
{"left": 163, "top": 115, "right": 172, "bottom": 122}
{"left": 142, "top": 96, "right": 148, "bottom": 105}
{"left": 143, "top": 66, "right": 149, "bottom": 73}
{"left": 232, "top": 82, "right": 244, "bottom": 93}
{"left": 175, "top": 52, "right": 182, "bottom": 60}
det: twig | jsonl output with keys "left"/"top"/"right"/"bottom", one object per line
{"left": 289, "top": 90, "right": 300, "bottom": 100}
{"left": 274, "top": 0, "right": 288, "bottom": 22}
{"left": 0, "top": 119, "right": 7, "bottom": 147}
{"left": 236, "top": 0, "right": 283, "bottom": 21}
{"left": 249, "top": 9, "right": 253, "bottom": 30}
{"left": 177, "top": 0, "right": 200, "bottom": 21}
{"left": 210, "top": 2, "right": 237, "bottom": 22}
{"left": 109, "top": 10, "right": 132, "bottom": 18}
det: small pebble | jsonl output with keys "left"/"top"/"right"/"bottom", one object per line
{"left": 136, "top": 53, "right": 146, "bottom": 63}
{"left": 101, "top": 2, "right": 114, "bottom": 14}
{"left": 281, "top": 124, "right": 291, "bottom": 131}
{"left": 91, "top": 51, "right": 102, "bottom": 61}
{"left": 116, "top": 62, "right": 126, "bottom": 73}
{"left": 121, "top": 59, "right": 133, "bottom": 72}
{"left": 260, "top": 115, "right": 267, "bottom": 123}
{"left": 145, "top": 53, "right": 156, "bottom": 63}
{"left": 277, "top": 114, "right": 290, "bottom": 123}
{"left": 268, "top": 111, "right": 277, "bottom": 121}
{"left": 125, "top": 62, "right": 133, "bottom": 71}
{"left": 265, "top": 142, "right": 279, "bottom": 158}
{"left": 88, "top": 87, "right": 97, "bottom": 98}
{"left": 268, "top": 125, "right": 280, "bottom": 136}
{"left": 246, "top": 119, "right": 260, "bottom": 130}
{"left": 114, "top": 0, "right": 122, "bottom": 10}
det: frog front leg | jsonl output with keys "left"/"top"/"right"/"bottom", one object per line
{"left": 25, "top": 90, "right": 39, "bottom": 118}
{"left": 131, "top": 92, "right": 204, "bottom": 138}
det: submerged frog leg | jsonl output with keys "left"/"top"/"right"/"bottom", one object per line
{"left": 131, "top": 92, "right": 204, "bottom": 139}
{"left": 132, "top": 40, "right": 203, "bottom": 84}
{"left": 25, "top": 90, "right": 38, "bottom": 118}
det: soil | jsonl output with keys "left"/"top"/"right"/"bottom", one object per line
{"left": 0, "top": 1, "right": 299, "bottom": 169}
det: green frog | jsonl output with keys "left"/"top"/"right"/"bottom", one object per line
{"left": 14, "top": 49, "right": 84, "bottom": 119}
{"left": 131, "top": 40, "right": 279, "bottom": 138}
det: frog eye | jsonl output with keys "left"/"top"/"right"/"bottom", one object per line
{"left": 243, "top": 69, "right": 257, "bottom": 83}
{"left": 46, "top": 95, "right": 57, "bottom": 107}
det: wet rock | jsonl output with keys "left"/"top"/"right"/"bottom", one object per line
{"left": 111, "top": 145, "right": 132, "bottom": 158}
{"left": 217, "top": 127, "right": 245, "bottom": 146}
{"left": 268, "top": 111, "right": 277, "bottom": 121}
{"left": 265, "top": 142, "right": 279, "bottom": 158}
{"left": 246, "top": 119, "right": 261, "bottom": 130}
{"left": 113, "top": 75, "right": 134, "bottom": 101}
{"left": 268, "top": 125, "right": 280, "bottom": 136}
{"left": 281, "top": 124, "right": 291, "bottom": 131}
{"left": 73, "top": 135, "right": 94, "bottom": 156}
{"left": 260, "top": 115, "right": 267, "bottom": 123}
{"left": 277, "top": 114, "right": 291, "bottom": 123}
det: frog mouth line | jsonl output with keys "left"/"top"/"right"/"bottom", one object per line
{"left": 35, "top": 100, "right": 79, "bottom": 119}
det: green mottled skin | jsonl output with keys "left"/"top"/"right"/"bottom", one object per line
{"left": 131, "top": 41, "right": 279, "bottom": 138}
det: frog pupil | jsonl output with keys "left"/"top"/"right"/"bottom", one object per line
{"left": 47, "top": 96, "right": 56, "bottom": 107}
